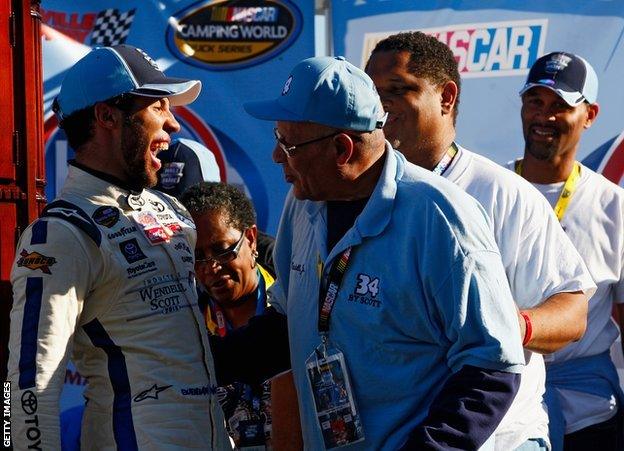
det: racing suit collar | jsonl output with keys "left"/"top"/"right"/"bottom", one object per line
{"left": 69, "top": 160, "right": 143, "bottom": 195}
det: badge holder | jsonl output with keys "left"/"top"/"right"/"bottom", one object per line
{"left": 305, "top": 334, "right": 365, "bottom": 450}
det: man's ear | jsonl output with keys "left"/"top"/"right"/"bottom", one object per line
{"left": 94, "top": 103, "right": 120, "bottom": 130}
{"left": 440, "top": 80, "right": 458, "bottom": 117}
{"left": 584, "top": 102, "right": 599, "bottom": 129}
{"left": 333, "top": 133, "right": 354, "bottom": 165}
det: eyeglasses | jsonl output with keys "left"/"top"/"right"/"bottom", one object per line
{"left": 273, "top": 128, "right": 341, "bottom": 158}
{"left": 195, "top": 230, "right": 246, "bottom": 267}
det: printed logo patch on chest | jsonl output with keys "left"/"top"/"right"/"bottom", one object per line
{"left": 119, "top": 238, "right": 148, "bottom": 263}
{"left": 149, "top": 199, "right": 166, "bottom": 212}
{"left": 92, "top": 206, "right": 120, "bottom": 228}
{"left": 127, "top": 194, "right": 146, "bottom": 210}
{"left": 347, "top": 273, "right": 382, "bottom": 308}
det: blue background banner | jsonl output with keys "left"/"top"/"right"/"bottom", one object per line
{"left": 42, "top": 0, "right": 315, "bottom": 233}
{"left": 332, "top": 0, "right": 624, "bottom": 185}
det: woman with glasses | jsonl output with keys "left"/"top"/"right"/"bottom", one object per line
{"left": 180, "top": 182, "right": 278, "bottom": 449}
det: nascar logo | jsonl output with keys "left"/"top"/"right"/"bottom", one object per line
{"left": 362, "top": 19, "right": 547, "bottom": 78}
{"left": 167, "top": 0, "right": 302, "bottom": 70}
{"left": 210, "top": 6, "right": 278, "bottom": 23}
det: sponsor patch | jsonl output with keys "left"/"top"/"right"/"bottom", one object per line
{"left": 181, "top": 385, "right": 217, "bottom": 396}
{"left": 133, "top": 384, "right": 172, "bottom": 402}
{"left": 127, "top": 194, "right": 146, "bottom": 210}
{"left": 164, "top": 222, "right": 183, "bottom": 235}
{"left": 139, "top": 281, "right": 187, "bottom": 314}
{"left": 167, "top": 0, "right": 303, "bottom": 70}
{"left": 21, "top": 390, "right": 37, "bottom": 415}
{"left": 132, "top": 210, "right": 172, "bottom": 245}
{"left": 174, "top": 242, "right": 192, "bottom": 254}
{"left": 119, "top": 238, "right": 147, "bottom": 264}
{"left": 149, "top": 199, "right": 166, "bottom": 212}
{"left": 107, "top": 226, "right": 138, "bottom": 240}
{"left": 127, "top": 260, "right": 157, "bottom": 278}
{"left": 92, "top": 206, "right": 120, "bottom": 228}
{"left": 17, "top": 250, "right": 57, "bottom": 274}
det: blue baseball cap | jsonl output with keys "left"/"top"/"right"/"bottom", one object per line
{"left": 54, "top": 45, "right": 201, "bottom": 121}
{"left": 244, "top": 56, "right": 386, "bottom": 132}
{"left": 520, "top": 51, "right": 598, "bottom": 106}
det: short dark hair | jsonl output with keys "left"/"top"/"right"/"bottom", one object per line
{"left": 59, "top": 106, "right": 96, "bottom": 150}
{"left": 57, "top": 94, "right": 137, "bottom": 150}
{"left": 180, "top": 182, "right": 256, "bottom": 231}
{"left": 370, "top": 31, "right": 461, "bottom": 121}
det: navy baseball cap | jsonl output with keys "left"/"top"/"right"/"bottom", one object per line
{"left": 520, "top": 51, "right": 598, "bottom": 106}
{"left": 244, "top": 56, "right": 386, "bottom": 132}
{"left": 54, "top": 45, "right": 201, "bottom": 120}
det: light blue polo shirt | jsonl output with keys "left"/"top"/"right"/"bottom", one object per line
{"left": 269, "top": 146, "right": 524, "bottom": 450}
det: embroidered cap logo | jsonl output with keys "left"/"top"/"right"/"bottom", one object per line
{"left": 545, "top": 54, "right": 572, "bottom": 74}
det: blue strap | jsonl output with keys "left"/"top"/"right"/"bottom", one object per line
{"left": 41, "top": 200, "right": 101, "bottom": 247}
{"left": 545, "top": 351, "right": 624, "bottom": 450}
{"left": 83, "top": 319, "right": 138, "bottom": 450}
{"left": 208, "top": 267, "right": 268, "bottom": 333}
{"left": 18, "top": 277, "right": 43, "bottom": 389}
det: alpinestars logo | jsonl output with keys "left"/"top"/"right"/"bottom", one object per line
{"left": 133, "top": 384, "right": 172, "bottom": 402}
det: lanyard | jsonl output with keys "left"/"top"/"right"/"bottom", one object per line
{"left": 210, "top": 268, "right": 267, "bottom": 337}
{"left": 514, "top": 159, "right": 581, "bottom": 221}
{"left": 318, "top": 247, "right": 353, "bottom": 334}
{"left": 432, "top": 143, "right": 458, "bottom": 175}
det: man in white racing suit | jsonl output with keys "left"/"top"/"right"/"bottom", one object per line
{"left": 7, "top": 45, "right": 231, "bottom": 450}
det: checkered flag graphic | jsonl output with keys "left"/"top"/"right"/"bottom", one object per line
{"left": 90, "top": 9, "right": 136, "bottom": 46}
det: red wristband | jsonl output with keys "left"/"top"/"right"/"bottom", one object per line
{"left": 520, "top": 312, "right": 532, "bottom": 346}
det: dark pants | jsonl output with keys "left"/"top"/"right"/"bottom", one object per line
{"left": 564, "top": 408, "right": 623, "bottom": 451}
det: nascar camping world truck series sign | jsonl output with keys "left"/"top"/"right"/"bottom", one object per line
{"left": 167, "top": 0, "right": 302, "bottom": 70}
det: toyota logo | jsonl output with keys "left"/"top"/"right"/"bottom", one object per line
{"left": 21, "top": 390, "right": 37, "bottom": 415}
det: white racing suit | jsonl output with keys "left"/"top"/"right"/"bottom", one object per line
{"left": 8, "top": 163, "right": 231, "bottom": 450}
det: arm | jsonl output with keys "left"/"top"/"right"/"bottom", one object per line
{"left": 493, "top": 181, "right": 594, "bottom": 354}
{"left": 400, "top": 365, "right": 520, "bottom": 450}
{"left": 420, "top": 247, "right": 524, "bottom": 450}
{"left": 7, "top": 220, "right": 91, "bottom": 450}
{"left": 270, "top": 370, "right": 303, "bottom": 451}
{"left": 519, "top": 290, "right": 587, "bottom": 354}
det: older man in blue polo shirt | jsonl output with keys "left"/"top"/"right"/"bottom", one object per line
{"left": 240, "top": 56, "right": 525, "bottom": 450}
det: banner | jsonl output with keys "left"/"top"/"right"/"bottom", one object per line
{"left": 332, "top": 0, "right": 624, "bottom": 185}
{"left": 41, "top": 2, "right": 314, "bottom": 447}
